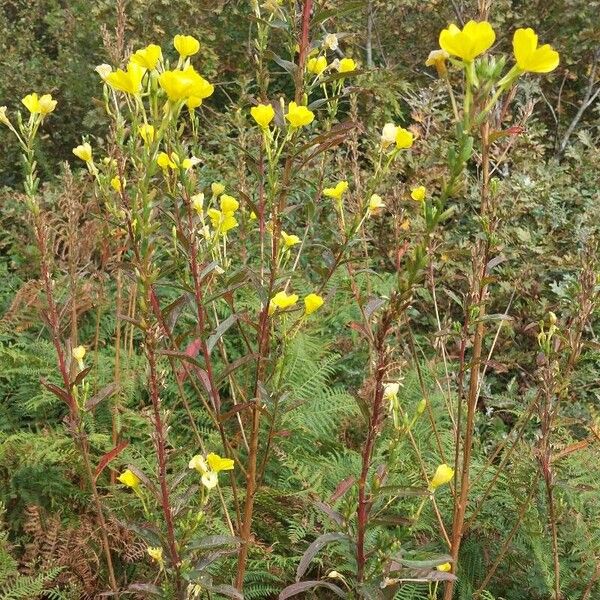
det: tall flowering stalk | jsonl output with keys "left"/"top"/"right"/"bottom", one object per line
{"left": 1, "top": 98, "right": 119, "bottom": 592}
{"left": 432, "top": 16, "right": 559, "bottom": 600}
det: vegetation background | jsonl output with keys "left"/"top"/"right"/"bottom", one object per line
{"left": 0, "top": 1, "right": 599, "bottom": 599}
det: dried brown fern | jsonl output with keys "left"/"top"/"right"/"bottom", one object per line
{"left": 18, "top": 505, "right": 144, "bottom": 597}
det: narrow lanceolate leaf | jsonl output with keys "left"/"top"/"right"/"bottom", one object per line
{"left": 296, "top": 533, "right": 349, "bottom": 580}
{"left": 207, "top": 313, "right": 239, "bottom": 355}
{"left": 40, "top": 379, "right": 69, "bottom": 404}
{"left": 127, "top": 583, "right": 162, "bottom": 596}
{"left": 391, "top": 554, "right": 453, "bottom": 570}
{"left": 94, "top": 439, "right": 128, "bottom": 481}
{"left": 205, "top": 584, "right": 244, "bottom": 600}
{"left": 85, "top": 382, "right": 118, "bottom": 411}
{"left": 187, "top": 534, "right": 240, "bottom": 551}
{"left": 280, "top": 580, "right": 346, "bottom": 600}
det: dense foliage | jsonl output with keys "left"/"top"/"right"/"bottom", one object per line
{"left": 0, "top": 1, "right": 599, "bottom": 600}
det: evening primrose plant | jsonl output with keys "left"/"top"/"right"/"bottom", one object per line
{"left": 0, "top": 4, "right": 569, "bottom": 598}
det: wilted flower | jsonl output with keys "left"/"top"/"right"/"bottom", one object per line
{"left": 513, "top": 28, "right": 559, "bottom": 73}
{"left": 304, "top": 293, "right": 324, "bottom": 315}
{"left": 174, "top": 34, "right": 200, "bottom": 57}
{"left": 0, "top": 106, "right": 10, "bottom": 127}
{"left": 72, "top": 345, "right": 86, "bottom": 369}
{"left": 268, "top": 291, "right": 299, "bottom": 315}
{"left": 381, "top": 123, "right": 398, "bottom": 148}
{"left": 95, "top": 64, "right": 112, "bottom": 80}
{"left": 439, "top": 20, "right": 495, "bottom": 62}
{"left": 429, "top": 463, "right": 455, "bottom": 491}
{"left": 323, "top": 33, "right": 339, "bottom": 51}
{"left": 383, "top": 382, "right": 400, "bottom": 401}
{"left": 368, "top": 193, "right": 385, "bottom": 216}
{"left": 425, "top": 49, "right": 449, "bottom": 77}
{"left": 285, "top": 102, "right": 315, "bottom": 128}
{"left": 191, "top": 193, "right": 204, "bottom": 214}
{"left": 251, "top": 103, "right": 275, "bottom": 128}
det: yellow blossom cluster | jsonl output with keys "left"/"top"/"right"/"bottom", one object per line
{"left": 98, "top": 35, "right": 214, "bottom": 109}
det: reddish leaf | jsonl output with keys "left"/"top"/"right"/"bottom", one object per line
{"left": 94, "top": 440, "right": 129, "bottom": 481}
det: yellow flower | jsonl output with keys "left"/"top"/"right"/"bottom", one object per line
{"left": 111, "top": 176, "right": 125, "bottom": 192}
{"left": 206, "top": 452, "right": 235, "bottom": 473}
{"left": 281, "top": 231, "right": 301, "bottom": 248}
{"left": 159, "top": 67, "right": 214, "bottom": 103}
{"left": 21, "top": 93, "right": 57, "bottom": 115}
{"left": 429, "top": 463, "right": 455, "bottom": 491}
{"left": 211, "top": 182, "right": 225, "bottom": 196}
{"left": 118, "top": 469, "right": 141, "bottom": 489}
{"left": 189, "top": 453, "right": 233, "bottom": 490}
{"left": 304, "top": 293, "right": 324, "bottom": 315}
{"left": 285, "top": 101, "right": 315, "bottom": 128}
{"left": 219, "top": 194, "right": 239, "bottom": 213}
{"left": 251, "top": 103, "right": 275, "bottom": 128}
{"left": 425, "top": 49, "right": 450, "bottom": 76}
{"left": 368, "top": 193, "right": 385, "bottom": 215}
{"left": 208, "top": 208, "right": 238, "bottom": 234}
{"left": 250, "top": 211, "right": 257, "bottom": 220}
{"left": 400, "top": 218, "right": 410, "bottom": 231}
{"left": 186, "top": 76, "right": 215, "bottom": 108}
{"left": 395, "top": 127, "right": 414, "bottom": 149}
{"left": 72, "top": 345, "right": 86, "bottom": 370}
{"left": 512, "top": 28, "right": 559, "bottom": 73}
{"left": 439, "top": 20, "right": 496, "bottom": 62}
{"left": 337, "top": 57, "right": 357, "bottom": 73}
{"left": 191, "top": 193, "right": 204, "bottom": 214}
{"left": 138, "top": 123, "right": 155, "bottom": 145}
{"left": 268, "top": 291, "right": 299, "bottom": 315}
{"left": 437, "top": 562, "right": 452, "bottom": 572}
{"left": 147, "top": 546, "right": 163, "bottom": 564}
{"left": 105, "top": 62, "right": 146, "bottom": 95}
{"left": 410, "top": 186, "right": 426, "bottom": 202}
{"left": 157, "top": 152, "right": 178, "bottom": 170}
{"left": 131, "top": 44, "right": 162, "bottom": 70}
{"left": 307, "top": 56, "right": 328, "bottom": 75}
{"left": 323, "top": 180, "right": 349, "bottom": 201}
{"left": 174, "top": 34, "right": 200, "bottom": 57}
{"left": 73, "top": 143, "right": 93, "bottom": 163}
